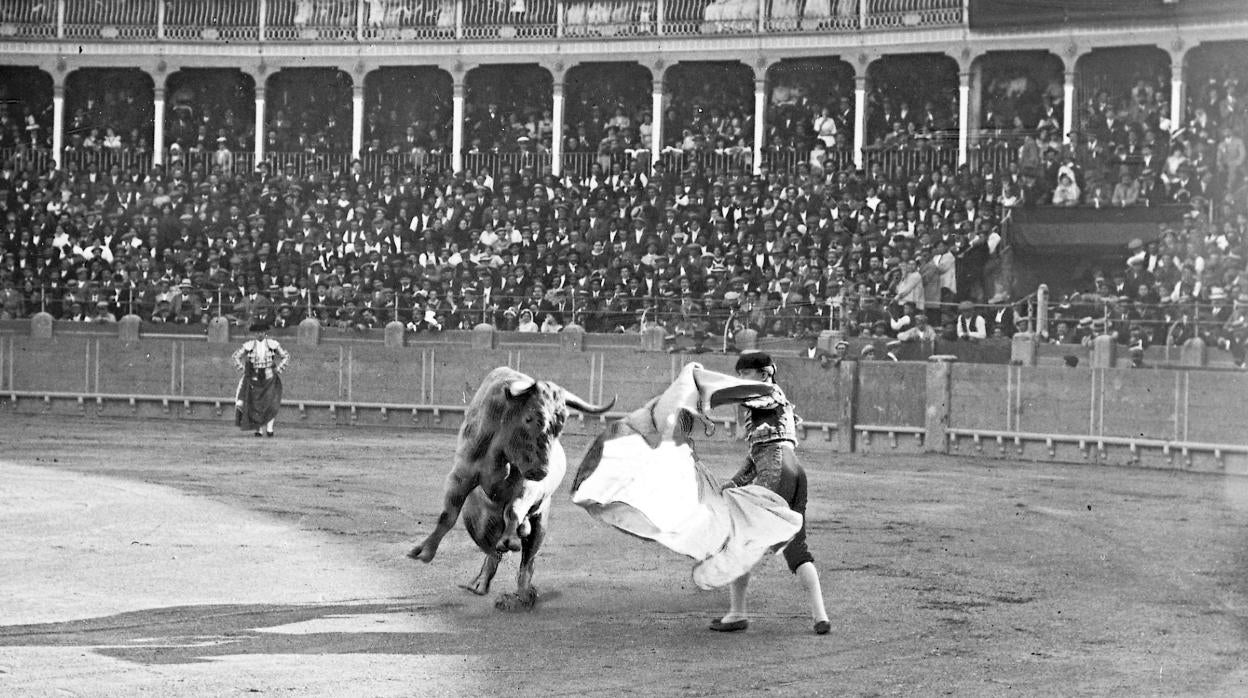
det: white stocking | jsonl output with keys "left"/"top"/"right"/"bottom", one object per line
{"left": 721, "top": 573, "right": 750, "bottom": 622}
{"left": 796, "top": 562, "right": 828, "bottom": 624}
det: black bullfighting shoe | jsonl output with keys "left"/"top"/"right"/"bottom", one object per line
{"left": 709, "top": 618, "right": 748, "bottom": 632}
{"left": 814, "top": 620, "right": 830, "bottom": 635}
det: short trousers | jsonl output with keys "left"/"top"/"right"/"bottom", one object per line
{"left": 747, "top": 440, "right": 813, "bottom": 573}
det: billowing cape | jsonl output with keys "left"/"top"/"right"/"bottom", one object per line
{"left": 571, "top": 363, "right": 802, "bottom": 589}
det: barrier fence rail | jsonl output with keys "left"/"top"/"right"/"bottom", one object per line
{"left": 1, "top": 338, "right": 1243, "bottom": 474}
{"left": 0, "top": 0, "right": 965, "bottom": 43}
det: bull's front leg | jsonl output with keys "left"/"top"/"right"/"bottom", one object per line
{"left": 408, "top": 466, "right": 478, "bottom": 563}
{"left": 495, "top": 510, "right": 547, "bottom": 612}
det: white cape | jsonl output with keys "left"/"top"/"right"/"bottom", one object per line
{"left": 572, "top": 431, "right": 802, "bottom": 590}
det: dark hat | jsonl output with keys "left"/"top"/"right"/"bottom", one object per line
{"left": 734, "top": 351, "right": 774, "bottom": 372}
{"left": 249, "top": 320, "right": 271, "bottom": 333}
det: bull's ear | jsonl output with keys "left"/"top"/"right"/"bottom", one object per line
{"left": 505, "top": 378, "right": 537, "bottom": 399}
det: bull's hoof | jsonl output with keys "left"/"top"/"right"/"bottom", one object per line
{"left": 407, "top": 543, "right": 437, "bottom": 563}
{"left": 494, "top": 587, "right": 538, "bottom": 612}
{"left": 458, "top": 581, "right": 490, "bottom": 596}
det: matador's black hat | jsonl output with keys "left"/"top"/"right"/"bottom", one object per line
{"left": 735, "top": 351, "right": 774, "bottom": 372}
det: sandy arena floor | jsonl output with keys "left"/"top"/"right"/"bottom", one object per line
{"left": 0, "top": 415, "right": 1246, "bottom": 697}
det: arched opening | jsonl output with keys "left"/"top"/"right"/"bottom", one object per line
{"left": 0, "top": 66, "right": 53, "bottom": 150}
{"left": 264, "top": 68, "right": 353, "bottom": 156}
{"left": 165, "top": 69, "right": 256, "bottom": 154}
{"left": 564, "top": 62, "right": 653, "bottom": 178}
{"left": 766, "top": 57, "right": 854, "bottom": 174}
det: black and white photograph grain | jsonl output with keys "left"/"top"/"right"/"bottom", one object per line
{"left": 0, "top": 0, "right": 1246, "bottom": 695}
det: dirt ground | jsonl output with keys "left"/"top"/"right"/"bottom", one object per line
{"left": 1, "top": 415, "right": 1246, "bottom": 697}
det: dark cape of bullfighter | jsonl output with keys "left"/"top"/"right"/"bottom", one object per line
{"left": 236, "top": 363, "right": 283, "bottom": 431}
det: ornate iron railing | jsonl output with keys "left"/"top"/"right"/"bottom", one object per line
{"left": 0, "top": 0, "right": 963, "bottom": 43}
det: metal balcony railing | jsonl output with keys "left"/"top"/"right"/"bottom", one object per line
{"left": 0, "top": 0, "right": 963, "bottom": 43}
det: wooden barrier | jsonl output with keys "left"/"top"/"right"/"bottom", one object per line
{"left": 1, "top": 331, "right": 1245, "bottom": 471}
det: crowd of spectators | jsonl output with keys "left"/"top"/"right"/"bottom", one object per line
{"left": 0, "top": 56, "right": 1244, "bottom": 366}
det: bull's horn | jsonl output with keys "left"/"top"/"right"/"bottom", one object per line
{"left": 564, "top": 391, "right": 615, "bottom": 414}
{"left": 506, "top": 378, "right": 537, "bottom": 398}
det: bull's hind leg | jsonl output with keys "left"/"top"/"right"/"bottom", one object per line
{"left": 407, "top": 465, "right": 478, "bottom": 563}
{"left": 495, "top": 511, "right": 547, "bottom": 612}
{"left": 461, "top": 552, "right": 502, "bottom": 596}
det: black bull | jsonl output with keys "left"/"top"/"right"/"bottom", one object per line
{"left": 407, "top": 366, "right": 613, "bottom": 611}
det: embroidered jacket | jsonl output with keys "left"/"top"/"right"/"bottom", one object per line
{"left": 232, "top": 338, "right": 290, "bottom": 373}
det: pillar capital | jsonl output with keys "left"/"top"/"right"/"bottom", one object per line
{"left": 244, "top": 63, "right": 271, "bottom": 90}
{"left": 649, "top": 59, "right": 667, "bottom": 80}
{"left": 1061, "top": 40, "right": 1087, "bottom": 73}
{"left": 953, "top": 45, "right": 980, "bottom": 75}
{"left": 1166, "top": 35, "right": 1188, "bottom": 67}
{"left": 542, "top": 60, "right": 568, "bottom": 84}
{"left": 448, "top": 60, "right": 472, "bottom": 82}
{"left": 854, "top": 51, "right": 880, "bottom": 76}
{"left": 750, "top": 55, "right": 771, "bottom": 84}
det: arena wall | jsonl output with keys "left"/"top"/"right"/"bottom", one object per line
{"left": 2, "top": 328, "right": 1245, "bottom": 475}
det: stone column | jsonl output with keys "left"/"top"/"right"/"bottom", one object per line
{"left": 651, "top": 70, "right": 665, "bottom": 160}
{"left": 472, "top": 323, "right": 496, "bottom": 349}
{"left": 924, "top": 355, "right": 956, "bottom": 453}
{"left": 752, "top": 76, "right": 766, "bottom": 175}
{"left": 1062, "top": 69, "right": 1076, "bottom": 144}
{"left": 853, "top": 74, "right": 867, "bottom": 169}
{"left": 254, "top": 82, "right": 266, "bottom": 162}
{"left": 351, "top": 82, "right": 365, "bottom": 159}
{"left": 957, "top": 70, "right": 970, "bottom": 166}
{"left": 551, "top": 77, "right": 565, "bottom": 177}
{"left": 52, "top": 80, "right": 65, "bottom": 169}
{"left": 452, "top": 79, "right": 465, "bottom": 173}
{"left": 1169, "top": 57, "right": 1185, "bottom": 133}
{"left": 1091, "top": 334, "right": 1117, "bottom": 368}
{"left": 152, "top": 86, "right": 166, "bottom": 166}
{"left": 297, "top": 317, "right": 321, "bottom": 346}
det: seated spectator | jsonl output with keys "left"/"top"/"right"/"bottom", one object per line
{"left": 1052, "top": 172, "right": 1081, "bottom": 206}
{"left": 1111, "top": 170, "right": 1141, "bottom": 207}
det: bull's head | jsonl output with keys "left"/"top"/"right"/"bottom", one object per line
{"left": 500, "top": 376, "right": 614, "bottom": 480}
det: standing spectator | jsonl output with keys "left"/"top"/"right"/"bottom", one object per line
{"left": 955, "top": 301, "right": 987, "bottom": 340}
{"left": 1216, "top": 126, "right": 1245, "bottom": 188}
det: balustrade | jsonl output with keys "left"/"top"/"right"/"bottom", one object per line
{"left": 0, "top": 0, "right": 964, "bottom": 43}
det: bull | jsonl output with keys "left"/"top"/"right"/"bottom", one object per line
{"left": 407, "top": 366, "right": 613, "bottom": 610}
